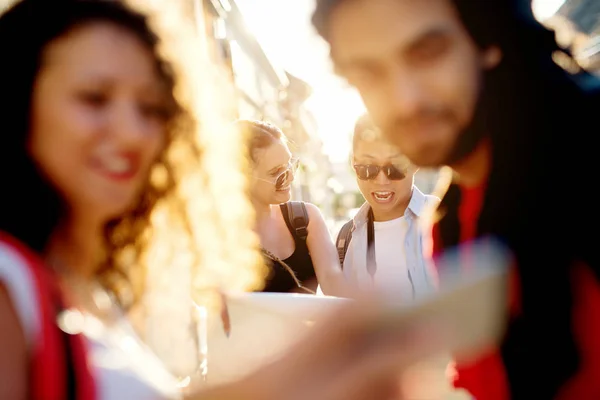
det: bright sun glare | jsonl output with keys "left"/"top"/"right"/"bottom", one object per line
{"left": 235, "top": 0, "right": 365, "bottom": 163}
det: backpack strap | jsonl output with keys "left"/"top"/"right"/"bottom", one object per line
{"left": 335, "top": 220, "right": 354, "bottom": 268}
{"left": 282, "top": 201, "right": 309, "bottom": 241}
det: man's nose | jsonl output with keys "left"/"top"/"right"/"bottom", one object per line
{"left": 388, "top": 70, "right": 425, "bottom": 118}
{"left": 374, "top": 168, "right": 391, "bottom": 184}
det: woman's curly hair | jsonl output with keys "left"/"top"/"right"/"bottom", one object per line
{"left": 0, "top": 0, "right": 264, "bottom": 318}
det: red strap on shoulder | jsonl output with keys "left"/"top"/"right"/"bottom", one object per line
{"left": 0, "top": 232, "right": 96, "bottom": 400}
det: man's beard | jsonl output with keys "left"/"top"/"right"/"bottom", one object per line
{"left": 380, "top": 71, "right": 492, "bottom": 168}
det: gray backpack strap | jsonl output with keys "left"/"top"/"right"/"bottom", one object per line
{"left": 284, "top": 201, "right": 309, "bottom": 241}
{"left": 335, "top": 220, "right": 354, "bottom": 268}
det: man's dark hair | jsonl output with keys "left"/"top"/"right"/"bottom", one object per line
{"left": 313, "top": 0, "right": 600, "bottom": 397}
{"left": 313, "top": 0, "right": 559, "bottom": 53}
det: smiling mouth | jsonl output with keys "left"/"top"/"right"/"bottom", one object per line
{"left": 372, "top": 191, "right": 394, "bottom": 203}
{"left": 94, "top": 153, "right": 140, "bottom": 181}
{"left": 277, "top": 186, "right": 291, "bottom": 192}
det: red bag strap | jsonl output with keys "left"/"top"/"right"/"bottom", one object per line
{"left": 0, "top": 232, "right": 96, "bottom": 400}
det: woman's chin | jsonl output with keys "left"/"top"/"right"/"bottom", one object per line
{"left": 94, "top": 198, "right": 139, "bottom": 222}
{"left": 274, "top": 187, "right": 292, "bottom": 202}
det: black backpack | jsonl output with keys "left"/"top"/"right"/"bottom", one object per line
{"left": 281, "top": 201, "right": 309, "bottom": 241}
{"left": 335, "top": 220, "right": 354, "bottom": 268}
{"left": 335, "top": 208, "right": 375, "bottom": 269}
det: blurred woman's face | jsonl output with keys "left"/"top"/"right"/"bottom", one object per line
{"left": 251, "top": 140, "right": 297, "bottom": 206}
{"left": 29, "top": 22, "right": 168, "bottom": 222}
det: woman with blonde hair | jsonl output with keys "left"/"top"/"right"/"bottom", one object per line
{"left": 237, "top": 119, "right": 349, "bottom": 296}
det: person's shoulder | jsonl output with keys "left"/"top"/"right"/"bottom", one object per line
{"left": 0, "top": 233, "right": 48, "bottom": 277}
{"left": 0, "top": 233, "right": 38, "bottom": 269}
{"left": 424, "top": 194, "right": 441, "bottom": 207}
{"left": 303, "top": 202, "right": 323, "bottom": 217}
{"left": 281, "top": 201, "right": 321, "bottom": 221}
{"left": 300, "top": 202, "right": 331, "bottom": 229}
{"left": 419, "top": 195, "right": 441, "bottom": 229}
{"left": 415, "top": 190, "right": 441, "bottom": 214}
{"left": 0, "top": 233, "right": 43, "bottom": 347}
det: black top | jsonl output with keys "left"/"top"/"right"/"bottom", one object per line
{"left": 260, "top": 204, "right": 317, "bottom": 293}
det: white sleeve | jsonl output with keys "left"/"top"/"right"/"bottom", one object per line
{"left": 0, "top": 241, "right": 42, "bottom": 349}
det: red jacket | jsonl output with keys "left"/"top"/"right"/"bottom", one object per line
{"left": 431, "top": 183, "right": 600, "bottom": 399}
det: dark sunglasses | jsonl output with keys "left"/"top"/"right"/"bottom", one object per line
{"left": 255, "top": 158, "right": 299, "bottom": 190}
{"left": 353, "top": 164, "right": 407, "bottom": 181}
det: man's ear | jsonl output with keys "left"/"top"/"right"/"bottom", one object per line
{"left": 482, "top": 45, "right": 502, "bottom": 70}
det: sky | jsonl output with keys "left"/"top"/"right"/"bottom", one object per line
{"left": 235, "top": 0, "right": 567, "bottom": 163}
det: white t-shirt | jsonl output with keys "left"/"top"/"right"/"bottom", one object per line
{"left": 372, "top": 216, "right": 413, "bottom": 302}
{"left": 0, "top": 241, "right": 181, "bottom": 400}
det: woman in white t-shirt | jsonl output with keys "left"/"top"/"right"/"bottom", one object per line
{"left": 338, "top": 114, "right": 440, "bottom": 301}
{"left": 0, "top": 2, "right": 442, "bottom": 400}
